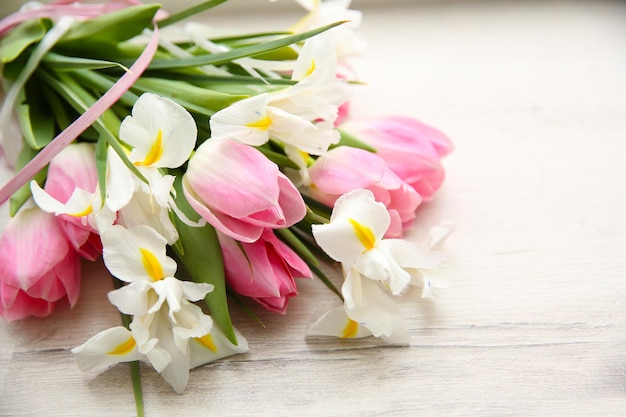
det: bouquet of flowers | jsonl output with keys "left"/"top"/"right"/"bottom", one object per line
{"left": 0, "top": 0, "right": 454, "bottom": 408}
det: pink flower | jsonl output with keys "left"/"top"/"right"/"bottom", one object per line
{"left": 0, "top": 206, "right": 81, "bottom": 321}
{"left": 217, "top": 229, "right": 312, "bottom": 313}
{"left": 41, "top": 143, "right": 102, "bottom": 260}
{"left": 308, "top": 146, "right": 421, "bottom": 237}
{"left": 339, "top": 116, "right": 453, "bottom": 200}
{"left": 183, "top": 138, "right": 306, "bottom": 243}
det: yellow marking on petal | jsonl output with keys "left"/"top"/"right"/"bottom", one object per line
{"left": 69, "top": 205, "right": 93, "bottom": 218}
{"left": 348, "top": 218, "right": 376, "bottom": 250}
{"left": 135, "top": 129, "right": 163, "bottom": 166}
{"left": 299, "top": 151, "right": 315, "bottom": 167}
{"left": 196, "top": 334, "right": 218, "bottom": 352}
{"left": 305, "top": 59, "right": 316, "bottom": 78}
{"left": 108, "top": 336, "right": 136, "bottom": 355}
{"left": 140, "top": 247, "right": 164, "bottom": 281}
{"left": 246, "top": 115, "right": 272, "bottom": 130}
{"left": 341, "top": 319, "right": 359, "bottom": 338}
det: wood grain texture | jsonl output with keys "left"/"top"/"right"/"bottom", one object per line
{"left": 1, "top": 1, "right": 626, "bottom": 416}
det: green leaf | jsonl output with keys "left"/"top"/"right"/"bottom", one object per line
{"left": 157, "top": 0, "right": 228, "bottom": 29}
{"left": 16, "top": 82, "right": 56, "bottom": 150}
{"left": 56, "top": 4, "right": 159, "bottom": 47}
{"left": 9, "top": 145, "right": 48, "bottom": 216}
{"left": 147, "top": 72, "right": 296, "bottom": 86}
{"left": 130, "top": 77, "right": 248, "bottom": 115}
{"left": 42, "top": 51, "right": 129, "bottom": 71}
{"left": 332, "top": 129, "right": 378, "bottom": 153}
{"left": 171, "top": 175, "right": 238, "bottom": 345}
{"left": 0, "top": 18, "right": 51, "bottom": 63}
{"left": 41, "top": 83, "right": 72, "bottom": 131}
{"left": 146, "top": 21, "right": 346, "bottom": 70}
{"left": 70, "top": 69, "right": 139, "bottom": 108}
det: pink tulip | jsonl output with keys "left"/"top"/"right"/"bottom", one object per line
{"left": 183, "top": 138, "right": 306, "bottom": 243}
{"left": 43, "top": 143, "right": 101, "bottom": 260}
{"left": 217, "top": 229, "right": 312, "bottom": 313}
{"left": 0, "top": 206, "right": 81, "bottom": 321}
{"left": 339, "top": 116, "right": 453, "bottom": 200}
{"left": 308, "top": 146, "right": 421, "bottom": 237}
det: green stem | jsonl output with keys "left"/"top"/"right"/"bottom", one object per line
{"left": 129, "top": 362, "right": 145, "bottom": 417}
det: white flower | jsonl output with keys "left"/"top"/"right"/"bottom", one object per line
{"left": 73, "top": 223, "right": 249, "bottom": 393}
{"left": 72, "top": 318, "right": 250, "bottom": 394}
{"left": 108, "top": 93, "right": 200, "bottom": 229}
{"left": 120, "top": 93, "right": 196, "bottom": 170}
{"left": 310, "top": 189, "right": 452, "bottom": 344}
{"left": 312, "top": 188, "right": 443, "bottom": 295}
{"left": 209, "top": 36, "right": 350, "bottom": 156}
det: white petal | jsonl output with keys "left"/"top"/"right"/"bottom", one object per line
{"left": 343, "top": 271, "right": 409, "bottom": 344}
{"left": 71, "top": 326, "right": 142, "bottom": 374}
{"left": 307, "top": 306, "right": 373, "bottom": 339}
{"left": 331, "top": 189, "right": 390, "bottom": 239}
{"left": 121, "top": 93, "right": 197, "bottom": 169}
{"left": 354, "top": 248, "right": 411, "bottom": 296}
{"left": 139, "top": 169, "right": 175, "bottom": 209}
{"left": 312, "top": 189, "right": 390, "bottom": 264}
{"left": 209, "top": 93, "right": 272, "bottom": 145}
{"left": 189, "top": 325, "right": 249, "bottom": 369}
{"left": 292, "top": 33, "right": 337, "bottom": 83}
{"left": 378, "top": 238, "right": 446, "bottom": 270}
{"left": 312, "top": 219, "right": 366, "bottom": 264}
{"left": 414, "top": 258, "right": 454, "bottom": 299}
{"left": 105, "top": 147, "right": 136, "bottom": 212}
{"left": 30, "top": 181, "right": 67, "bottom": 213}
{"left": 115, "top": 188, "right": 179, "bottom": 244}
{"left": 428, "top": 221, "right": 456, "bottom": 250}
{"left": 107, "top": 280, "right": 151, "bottom": 316}
{"left": 171, "top": 301, "right": 214, "bottom": 351}
{"left": 101, "top": 225, "right": 176, "bottom": 282}
{"left": 180, "top": 281, "right": 214, "bottom": 302}
{"left": 268, "top": 107, "right": 339, "bottom": 155}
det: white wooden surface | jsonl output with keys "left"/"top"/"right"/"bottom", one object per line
{"left": 2, "top": 1, "right": 626, "bottom": 416}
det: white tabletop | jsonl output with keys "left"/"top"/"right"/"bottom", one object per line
{"left": 1, "top": 1, "right": 626, "bottom": 416}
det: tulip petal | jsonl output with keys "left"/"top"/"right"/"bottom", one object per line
{"left": 0, "top": 207, "right": 70, "bottom": 289}
{"left": 186, "top": 139, "right": 280, "bottom": 218}
{"left": 0, "top": 283, "right": 55, "bottom": 321}
{"left": 183, "top": 181, "right": 264, "bottom": 243}
{"left": 308, "top": 146, "right": 385, "bottom": 195}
